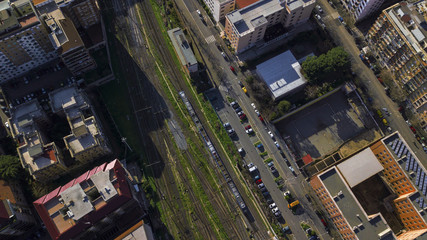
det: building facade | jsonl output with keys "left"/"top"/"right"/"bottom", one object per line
{"left": 55, "top": 0, "right": 100, "bottom": 29}
{"left": 0, "top": 180, "right": 37, "bottom": 240}
{"left": 33, "top": 160, "right": 145, "bottom": 240}
{"left": 366, "top": 1, "right": 427, "bottom": 126}
{"left": 224, "top": 0, "right": 315, "bottom": 53}
{"left": 203, "top": 0, "right": 235, "bottom": 23}
{"left": 0, "top": 0, "right": 57, "bottom": 82}
{"left": 341, "top": 0, "right": 385, "bottom": 21}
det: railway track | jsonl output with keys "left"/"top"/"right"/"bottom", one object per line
{"left": 104, "top": 0, "right": 268, "bottom": 238}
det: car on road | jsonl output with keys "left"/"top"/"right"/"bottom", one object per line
{"left": 268, "top": 131, "right": 274, "bottom": 139}
{"left": 251, "top": 103, "right": 256, "bottom": 109}
{"left": 230, "top": 66, "right": 235, "bottom": 73}
{"left": 196, "top": 9, "right": 201, "bottom": 15}
{"left": 274, "top": 141, "right": 280, "bottom": 149}
{"left": 221, "top": 52, "right": 226, "bottom": 58}
{"left": 255, "top": 179, "right": 262, "bottom": 184}
{"left": 255, "top": 109, "right": 260, "bottom": 116}
{"left": 259, "top": 116, "right": 265, "bottom": 123}
{"left": 267, "top": 161, "right": 274, "bottom": 167}
{"left": 269, "top": 202, "right": 276, "bottom": 209}
{"left": 242, "top": 87, "right": 247, "bottom": 93}
{"left": 238, "top": 81, "right": 243, "bottom": 87}
{"left": 223, "top": 122, "right": 231, "bottom": 129}
{"left": 316, "top": 5, "right": 323, "bottom": 14}
{"left": 410, "top": 126, "right": 417, "bottom": 134}
{"left": 289, "top": 166, "right": 295, "bottom": 173}
{"left": 230, "top": 101, "right": 239, "bottom": 108}
{"left": 238, "top": 148, "right": 245, "bottom": 155}
{"left": 4, "top": 122, "right": 9, "bottom": 128}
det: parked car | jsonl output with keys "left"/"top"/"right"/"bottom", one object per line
{"left": 255, "top": 109, "right": 260, "bottom": 116}
{"left": 251, "top": 103, "right": 256, "bottom": 109}
{"left": 237, "top": 111, "right": 244, "bottom": 116}
{"left": 255, "top": 179, "right": 262, "bottom": 184}
{"left": 316, "top": 5, "right": 323, "bottom": 13}
{"left": 223, "top": 122, "right": 231, "bottom": 128}
{"left": 238, "top": 148, "right": 245, "bottom": 155}
{"left": 267, "top": 161, "right": 274, "bottom": 167}
{"left": 242, "top": 87, "right": 247, "bottom": 93}
{"left": 234, "top": 107, "right": 242, "bottom": 113}
{"left": 246, "top": 129, "right": 254, "bottom": 134}
{"left": 268, "top": 131, "right": 274, "bottom": 139}
{"left": 227, "top": 129, "right": 235, "bottom": 135}
{"left": 410, "top": 126, "right": 417, "bottom": 134}
{"left": 269, "top": 203, "right": 277, "bottom": 209}
{"left": 289, "top": 166, "right": 295, "bottom": 173}
{"left": 272, "top": 207, "right": 279, "bottom": 213}
{"left": 245, "top": 125, "right": 252, "bottom": 130}
{"left": 274, "top": 141, "right": 280, "bottom": 149}
{"left": 258, "top": 183, "right": 265, "bottom": 189}
{"left": 221, "top": 52, "right": 226, "bottom": 58}
{"left": 230, "top": 66, "right": 235, "bottom": 73}
{"left": 230, "top": 101, "right": 238, "bottom": 108}
{"left": 240, "top": 114, "right": 247, "bottom": 120}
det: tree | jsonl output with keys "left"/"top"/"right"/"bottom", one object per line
{"left": 381, "top": 69, "right": 406, "bottom": 102}
{"left": 0, "top": 155, "right": 23, "bottom": 181}
{"left": 305, "top": 85, "right": 319, "bottom": 99}
{"left": 278, "top": 100, "right": 291, "bottom": 114}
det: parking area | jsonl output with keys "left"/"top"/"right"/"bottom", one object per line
{"left": 2, "top": 64, "right": 76, "bottom": 107}
{"left": 275, "top": 90, "right": 369, "bottom": 159}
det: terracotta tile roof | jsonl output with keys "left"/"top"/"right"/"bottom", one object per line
{"left": 236, "top": 0, "right": 260, "bottom": 8}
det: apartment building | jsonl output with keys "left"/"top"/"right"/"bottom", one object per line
{"left": 0, "top": 180, "right": 37, "bottom": 240}
{"left": 8, "top": 100, "right": 67, "bottom": 182}
{"left": 114, "top": 220, "right": 155, "bottom": 240}
{"left": 203, "top": 0, "right": 235, "bottom": 22}
{"left": 224, "top": 0, "right": 315, "bottom": 53}
{"left": 33, "top": 159, "right": 145, "bottom": 240}
{"left": 341, "top": 0, "right": 385, "bottom": 21}
{"left": 55, "top": 0, "right": 100, "bottom": 29}
{"left": 366, "top": 1, "right": 427, "bottom": 126}
{"left": 49, "top": 86, "right": 111, "bottom": 163}
{"left": 311, "top": 131, "right": 427, "bottom": 239}
{"left": 32, "top": 0, "right": 96, "bottom": 75}
{"left": 310, "top": 149, "right": 396, "bottom": 240}
{"left": 0, "top": 0, "right": 57, "bottom": 82}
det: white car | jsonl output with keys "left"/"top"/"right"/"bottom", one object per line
{"left": 251, "top": 103, "right": 256, "bottom": 109}
{"left": 221, "top": 52, "right": 226, "bottom": 58}
{"left": 274, "top": 141, "right": 280, "bottom": 149}
{"left": 289, "top": 166, "right": 295, "bottom": 172}
{"left": 4, "top": 122, "right": 9, "bottom": 128}
{"left": 238, "top": 148, "right": 244, "bottom": 154}
{"left": 196, "top": 9, "right": 201, "bottom": 15}
{"left": 268, "top": 131, "right": 274, "bottom": 139}
{"left": 316, "top": 5, "right": 323, "bottom": 14}
{"left": 247, "top": 163, "right": 254, "bottom": 168}
{"left": 315, "top": 14, "right": 321, "bottom": 20}
{"left": 246, "top": 129, "right": 254, "bottom": 134}
{"left": 255, "top": 109, "right": 260, "bottom": 116}
{"left": 284, "top": 191, "right": 291, "bottom": 197}
{"left": 269, "top": 203, "right": 277, "bottom": 209}
{"left": 272, "top": 207, "right": 279, "bottom": 213}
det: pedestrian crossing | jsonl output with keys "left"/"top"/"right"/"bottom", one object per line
{"left": 205, "top": 35, "right": 216, "bottom": 44}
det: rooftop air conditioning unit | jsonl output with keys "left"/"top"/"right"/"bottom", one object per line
{"left": 66, "top": 211, "right": 74, "bottom": 218}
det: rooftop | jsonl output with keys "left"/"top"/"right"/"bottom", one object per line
{"left": 319, "top": 167, "right": 395, "bottom": 239}
{"left": 49, "top": 86, "right": 87, "bottom": 113}
{"left": 167, "top": 28, "right": 197, "bottom": 67}
{"left": 33, "top": 160, "right": 134, "bottom": 240}
{"left": 385, "top": 1, "right": 427, "bottom": 55}
{"left": 337, "top": 148, "right": 384, "bottom": 188}
{"left": 0, "top": 0, "right": 39, "bottom": 37}
{"left": 227, "top": 0, "right": 283, "bottom": 35}
{"left": 256, "top": 50, "right": 307, "bottom": 99}
{"left": 114, "top": 220, "right": 155, "bottom": 240}
{"left": 33, "top": 0, "right": 84, "bottom": 53}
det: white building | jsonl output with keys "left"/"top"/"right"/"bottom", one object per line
{"left": 256, "top": 50, "right": 307, "bottom": 100}
{"left": 225, "top": 0, "right": 316, "bottom": 53}
{"left": 203, "top": 0, "right": 235, "bottom": 22}
{"left": 168, "top": 28, "right": 198, "bottom": 73}
{"left": 341, "top": 0, "right": 385, "bottom": 21}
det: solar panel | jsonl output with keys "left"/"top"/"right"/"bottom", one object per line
{"left": 406, "top": 158, "right": 410, "bottom": 171}
{"left": 392, "top": 140, "right": 400, "bottom": 151}
{"left": 415, "top": 163, "right": 419, "bottom": 173}
{"left": 410, "top": 157, "right": 415, "bottom": 171}
{"left": 403, "top": 148, "right": 409, "bottom": 156}
{"left": 395, "top": 141, "right": 403, "bottom": 153}
{"left": 420, "top": 198, "right": 424, "bottom": 208}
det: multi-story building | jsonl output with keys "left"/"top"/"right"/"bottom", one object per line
{"left": 311, "top": 131, "right": 427, "bottom": 239}
{"left": 114, "top": 220, "right": 155, "bottom": 240}
{"left": 224, "top": 0, "right": 315, "bottom": 53}
{"left": 366, "top": 1, "right": 427, "bottom": 126}
{"left": 55, "top": 0, "right": 100, "bottom": 29}
{"left": 33, "top": 159, "right": 145, "bottom": 240}
{"left": 49, "top": 86, "right": 110, "bottom": 163}
{"left": 0, "top": 0, "right": 57, "bottom": 82}
{"left": 8, "top": 100, "right": 67, "bottom": 182}
{"left": 203, "top": 0, "right": 235, "bottom": 23}
{"left": 0, "top": 180, "right": 37, "bottom": 240}
{"left": 341, "top": 0, "right": 385, "bottom": 21}
{"left": 32, "top": 0, "right": 96, "bottom": 75}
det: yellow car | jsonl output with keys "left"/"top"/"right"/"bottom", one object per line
{"left": 382, "top": 118, "right": 388, "bottom": 126}
{"left": 242, "top": 87, "right": 247, "bottom": 93}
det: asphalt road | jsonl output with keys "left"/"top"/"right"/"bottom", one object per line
{"left": 317, "top": 0, "right": 427, "bottom": 166}
{"left": 173, "top": 0, "right": 333, "bottom": 239}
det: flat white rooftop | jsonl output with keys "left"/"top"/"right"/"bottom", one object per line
{"left": 337, "top": 148, "right": 384, "bottom": 188}
{"left": 256, "top": 50, "right": 307, "bottom": 99}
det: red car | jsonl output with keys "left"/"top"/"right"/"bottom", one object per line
{"left": 256, "top": 179, "right": 262, "bottom": 184}
{"left": 259, "top": 116, "right": 265, "bottom": 123}
{"left": 240, "top": 114, "right": 247, "bottom": 120}
{"left": 230, "top": 66, "right": 235, "bottom": 72}
{"left": 245, "top": 125, "right": 252, "bottom": 130}
{"left": 410, "top": 126, "right": 416, "bottom": 134}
